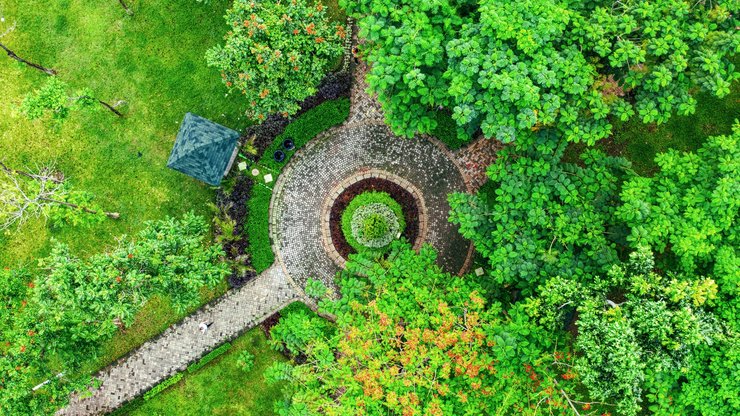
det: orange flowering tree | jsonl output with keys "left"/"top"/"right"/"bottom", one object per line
{"left": 206, "top": 0, "right": 345, "bottom": 121}
{"left": 268, "top": 242, "right": 601, "bottom": 415}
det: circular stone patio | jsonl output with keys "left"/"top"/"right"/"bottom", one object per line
{"left": 270, "top": 122, "right": 472, "bottom": 291}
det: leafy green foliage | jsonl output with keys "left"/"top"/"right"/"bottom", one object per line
{"left": 449, "top": 131, "right": 628, "bottom": 292}
{"left": 345, "top": 0, "right": 739, "bottom": 144}
{"left": 206, "top": 0, "right": 344, "bottom": 121}
{"left": 537, "top": 247, "right": 720, "bottom": 415}
{"left": 20, "top": 77, "right": 97, "bottom": 121}
{"left": 187, "top": 342, "right": 233, "bottom": 373}
{"left": 341, "top": 191, "right": 405, "bottom": 253}
{"left": 0, "top": 214, "right": 228, "bottom": 415}
{"left": 143, "top": 372, "right": 184, "bottom": 401}
{"left": 247, "top": 98, "right": 350, "bottom": 272}
{"left": 269, "top": 242, "right": 597, "bottom": 415}
{"left": 236, "top": 350, "right": 255, "bottom": 373}
{"left": 269, "top": 303, "right": 334, "bottom": 357}
{"left": 617, "top": 124, "right": 739, "bottom": 325}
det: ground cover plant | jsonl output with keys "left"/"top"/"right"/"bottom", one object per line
{"left": 340, "top": 191, "right": 405, "bottom": 254}
{"left": 247, "top": 98, "right": 350, "bottom": 272}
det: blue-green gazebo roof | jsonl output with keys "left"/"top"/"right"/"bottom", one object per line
{"left": 167, "top": 113, "right": 240, "bottom": 186}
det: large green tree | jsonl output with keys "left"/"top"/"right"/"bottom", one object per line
{"left": 344, "top": 0, "right": 738, "bottom": 143}
{"left": 535, "top": 247, "right": 720, "bottom": 415}
{"left": 267, "top": 243, "right": 599, "bottom": 415}
{"left": 617, "top": 123, "right": 739, "bottom": 324}
{"left": 207, "top": 0, "right": 345, "bottom": 121}
{"left": 449, "top": 131, "right": 628, "bottom": 292}
{"left": 0, "top": 214, "right": 229, "bottom": 415}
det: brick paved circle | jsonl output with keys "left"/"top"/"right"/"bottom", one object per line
{"left": 271, "top": 122, "right": 471, "bottom": 292}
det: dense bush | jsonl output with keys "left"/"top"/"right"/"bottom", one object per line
{"left": 247, "top": 98, "right": 350, "bottom": 272}
{"left": 340, "top": 192, "right": 405, "bottom": 254}
{"left": 242, "top": 73, "right": 352, "bottom": 156}
{"left": 449, "top": 130, "right": 627, "bottom": 292}
{"left": 266, "top": 243, "right": 592, "bottom": 415}
{"left": 206, "top": 0, "right": 344, "bottom": 120}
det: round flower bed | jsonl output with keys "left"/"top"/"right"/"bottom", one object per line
{"left": 341, "top": 192, "right": 406, "bottom": 254}
{"left": 329, "top": 177, "right": 420, "bottom": 259}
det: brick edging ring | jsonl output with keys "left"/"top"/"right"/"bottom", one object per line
{"left": 319, "top": 169, "right": 428, "bottom": 269}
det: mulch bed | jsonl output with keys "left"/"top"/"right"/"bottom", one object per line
{"left": 329, "top": 178, "right": 420, "bottom": 259}
{"left": 215, "top": 175, "right": 258, "bottom": 288}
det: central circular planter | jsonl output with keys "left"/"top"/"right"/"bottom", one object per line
{"left": 321, "top": 170, "right": 427, "bottom": 268}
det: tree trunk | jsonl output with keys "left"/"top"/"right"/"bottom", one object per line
{"left": 97, "top": 99, "right": 124, "bottom": 117}
{"left": 0, "top": 42, "right": 57, "bottom": 75}
{"left": 40, "top": 197, "right": 120, "bottom": 219}
{"left": 118, "top": 0, "right": 134, "bottom": 16}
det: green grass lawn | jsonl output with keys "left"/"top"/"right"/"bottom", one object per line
{"left": 599, "top": 84, "right": 739, "bottom": 175}
{"left": 118, "top": 327, "right": 288, "bottom": 416}
{"left": 0, "top": 0, "right": 251, "bottom": 270}
{"left": 0, "top": 0, "right": 248, "bottom": 389}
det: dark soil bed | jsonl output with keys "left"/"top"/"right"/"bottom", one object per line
{"left": 329, "top": 178, "right": 420, "bottom": 259}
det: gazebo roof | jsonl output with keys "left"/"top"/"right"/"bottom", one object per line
{"left": 167, "top": 113, "right": 240, "bottom": 186}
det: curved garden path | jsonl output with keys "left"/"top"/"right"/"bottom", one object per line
{"left": 270, "top": 122, "right": 472, "bottom": 291}
{"left": 59, "top": 38, "right": 496, "bottom": 415}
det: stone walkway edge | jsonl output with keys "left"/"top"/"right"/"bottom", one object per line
{"left": 57, "top": 264, "right": 297, "bottom": 416}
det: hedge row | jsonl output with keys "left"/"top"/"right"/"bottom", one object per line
{"left": 143, "top": 372, "right": 183, "bottom": 401}
{"left": 187, "top": 342, "right": 232, "bottom": 373}
{"left": 247, "top": 98, "right": 350, "bottom": 273}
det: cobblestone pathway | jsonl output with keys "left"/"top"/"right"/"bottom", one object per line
{"left": 58, "top": 265, "right": 297, "bottom": 416}
{"left": 453, "top": 135, "right": 506, "bottom": 190}
{"left": 271, "top": 122, "right": 472, "bottom": 291}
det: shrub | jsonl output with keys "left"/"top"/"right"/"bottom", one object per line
{"left": 206, "top": 0, "right": 344, "bottom": 120}
{"left": 144, "top": 372, "right": 184, "bottom": 401}
{"left": 341, "top": 192, "right": 405, "bottom": 254}
{"left": 236, "top": 350, "right": 255, "bottom": 373}
{"left": 247, "top": 98, "right": 350, "bottom": 273}
{"left": 270, "top": 303, "right": 334, "bottom": 356}
{"left": 187, "top": 342, "right": 232, "bottom": 373}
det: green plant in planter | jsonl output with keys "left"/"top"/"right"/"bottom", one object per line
{"left": 341, "top": 192, "right": 405, "bottom": 254}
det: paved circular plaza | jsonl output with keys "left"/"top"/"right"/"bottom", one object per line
{"left": 270, "top": 122, "right": 472, "bottom": 291}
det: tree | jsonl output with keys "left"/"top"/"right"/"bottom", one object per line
{"left": 206, "top": 0, "right": 344, "bottom": 121}
{"left": 267, "top": 242, "right": 600, "bottom": 415}
{"left": 21, "top": 77, "right": 124, "bottom": 120}
{"left": 0, "top": 161, "right": 119, "bottom": 230}
{"left": 0, "top": 20, "right": 57, "bottom": 75}
{"left": 535, "top": 247, "right": 720, "bottom": 415}
{"left": 617, "top": 123, "right": 739, "bottom": 310}
{"left": 117, "top": 0, "right": 134, "bottom": 16}
{"left": 448, "top": 131, "right": 628, "bottom": 292}
{"left": 0, "top": 214, "right": 229, "bottom": 415}
{"left": 344, "top": 0, "right": 739, "bottom": 144}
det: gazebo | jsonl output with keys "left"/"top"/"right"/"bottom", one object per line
{"left": 167, "top": 113, "right": 240, "bottom": 186}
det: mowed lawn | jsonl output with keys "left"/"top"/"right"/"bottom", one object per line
{"left": 0, "top": 0, "right": 250, "bottom": 269}
{"left": 119, "top": 327, "right": 288, "bottom": 416}
{"left": 0, "top": 0, "right": 252, "bottom": 376}
{"left": 604, "top": 82, "right": 739, "bottom": 175}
